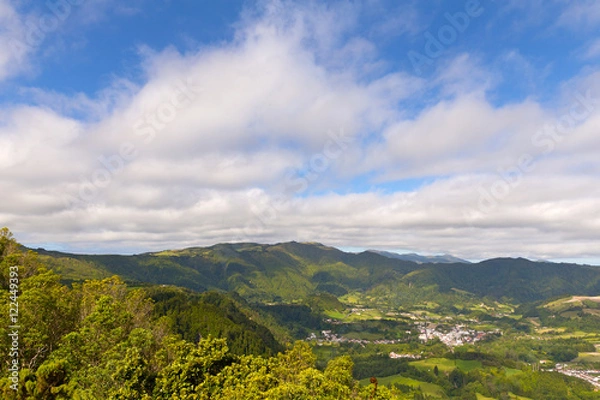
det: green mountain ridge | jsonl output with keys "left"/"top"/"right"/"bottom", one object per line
{"left": 368, "top": 250, "right": 471, "bottom": 264}
{"left": 33, "top": 242, "right": 600, "bottom": 303}
{"left": 400, "top": 258, "right": 600, "bottom": 302}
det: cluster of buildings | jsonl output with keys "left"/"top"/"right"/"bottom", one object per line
{"left": 305, "top": 320, "right": 499, "bottom": 349}
{"left": 306, "top": 330, "right": 404, "bottom": 346}
{"left": 417, "top": 323, "right": 491, "bottom": 347}
{"left": 554, "top": 365, "right": 600, "bottom": 389}
{"left": 389, "top": 351, "right": 422, "bottom": 359}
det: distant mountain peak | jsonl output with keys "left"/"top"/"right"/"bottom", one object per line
{"left": 367, "top": 250, "right": 471, "bottom": 264}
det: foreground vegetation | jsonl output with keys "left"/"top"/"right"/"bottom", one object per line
{"left": 0, "top": 229, "right": 402, "bottom": 399}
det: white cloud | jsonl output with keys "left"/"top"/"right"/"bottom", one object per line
{"left": 358, "top": 93, "right": 547, "bottom": 181}
{"left": 432, "top": 54, "right": 496, "bottom": 97}
{"left": 584, "top": 38, "right": 600, "bottom": 59}
{"left": 0, "top": 0, "right": 30, "bottom": 81}
{"left": 1, "top": 0, "right": 600, "bottom": 263}
{"left": 0, "top": 106, "right": 81, "bottom": 169}
{"left": 557, "top": 0, "right": 600, "bottom": 29}
{"left": 11, "top": 171, "right": 600, "bottom": 261}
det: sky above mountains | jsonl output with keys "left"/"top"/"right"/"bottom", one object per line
{"left": 1, "top": 0, "right": 599, "bottom": 263}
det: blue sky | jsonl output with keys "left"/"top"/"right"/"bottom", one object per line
{"left": 1, "top": 0, "right": 600, "bottom": 263}
{"left": 6, "top": 1, "right": 596, "bottom": 108}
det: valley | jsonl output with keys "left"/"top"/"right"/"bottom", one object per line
{"left": 3, "top": 233, "right": 600, "bottom": 399}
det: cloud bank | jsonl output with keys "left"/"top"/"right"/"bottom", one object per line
{"left": 1, "top": 0, "right": 599, "bottom": 262}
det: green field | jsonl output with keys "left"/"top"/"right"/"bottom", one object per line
{"left": 509, "top": 393, "right": 533, "bottom": 400}
{"left": 414, "top": 301, "right": 439, "bottom": 310}
{"left": 323, "top": 308, "right": 387, "bottom": 321}
{"left": 475, "top": 393, "right": 533, "bottom": 400}
{"left": 576, "top": 352, "right": 600, "bottom": 363}
{"left": 410, "top": 357, "right": 482, "bottom": 373}
{"left": 323, "top": 309, "right": 345, "bottom": 319}
{"left": 504, "top": 367, "right": 523, "bottom": 377}
{"left": 473, "top": 323, "right": 500, "bottom": 330}
{"left": 360, "top": 375, "right": 446, "bottom": 398}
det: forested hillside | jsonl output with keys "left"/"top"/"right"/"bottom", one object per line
{"left": 35, "top": 242, "right": 600, "bottom": 303}
{"left": 400, "top": 258, "right": 600, "bottom": 302}
{"left": 0, "top": 229, "right": 400, "bottom": 399}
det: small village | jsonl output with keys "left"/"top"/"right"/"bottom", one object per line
{"left": 416, "top": 323, "right": 495, "bottom": 348}
{"left": 389, "top": 351, "right": 422, "bottom": 360}
{"left": 306, "top": 330, "right": 405, "bottom": 346}
{"left": 305, "top": 320, "right": 498, "bottom": 349}
{"left": 553, "top": 364, "right": 600, "bottom": 389}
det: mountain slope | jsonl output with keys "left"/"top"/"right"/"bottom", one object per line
{"left": 36, "top": 242, "right": 419, "bottom": 302}
{"left": 34, "top": 243, "right": 600, "bottom": 303}
{"left": 402, "top": 258, "right": 600, "bottom": 302}
{"left": 368, "top": 250, "right": 470, "bottom": 264}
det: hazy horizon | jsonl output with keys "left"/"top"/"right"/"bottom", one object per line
{"left": 18, "top": 239, "right": 599, "bottom": 267}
